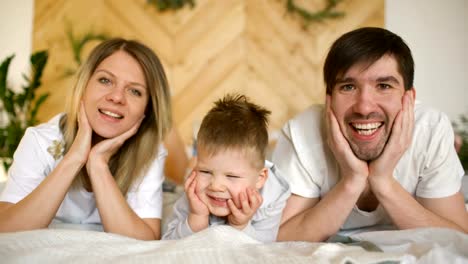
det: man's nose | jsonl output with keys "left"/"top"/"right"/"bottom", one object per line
{"left": 353, "top": 87, "right": 377, "bottom": 116}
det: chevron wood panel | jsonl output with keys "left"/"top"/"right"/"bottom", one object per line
{"left": 33, "top": 0, "right": 384, "bottom": 145}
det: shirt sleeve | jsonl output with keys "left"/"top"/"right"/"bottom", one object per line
{"left": 244, "top": 163, "right": 290, "bottom": 242}
{"left": 0, "top": 128, "right": 52, "bottom": 203}
{"left": 272, "top": 123, "right": 321, "bottom": 198}
{"left": 162, "top": 194, "right": 195, "bottom": 240}
{"left": 126, "top": 146, "right": 167, "bottom": 219}
{"left": 416, "top": 113, "right": 465, "bottom": 198}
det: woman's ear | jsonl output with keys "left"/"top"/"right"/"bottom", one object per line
{"left": 255, "top": 168, "right": 268, "bottom": 189}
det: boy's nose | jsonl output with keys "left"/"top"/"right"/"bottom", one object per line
{"left": 209, "top": 176, "right": 225, "bottom": 191}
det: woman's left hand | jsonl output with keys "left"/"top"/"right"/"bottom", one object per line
{"left": 86, "top": 118, "right": 143, "bottom": 173}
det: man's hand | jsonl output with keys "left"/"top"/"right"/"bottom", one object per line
{"left": 326, "top": 95, "right": 368, "bottom": 187}
{"left": 185, "top": 171, "right": 209, "bottom": 232}
{"left": 227, "top": 188, "right": 263, "bottom": 230}
{"left": 369, "top": 90, "right": 415, "bottom": 188}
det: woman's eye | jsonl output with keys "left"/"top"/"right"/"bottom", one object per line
{"left": 130, "top": 88, "right": 142, "bottom": 97}
{"left": 98, "top": 77, "right": 111, "bottom": 85}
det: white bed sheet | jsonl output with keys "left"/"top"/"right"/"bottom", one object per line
{"left": 0, "top": 225, "right": 466, "bottom": 264}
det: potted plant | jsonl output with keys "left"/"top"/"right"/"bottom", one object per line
{"left": 0, "top": 51, "right": 49, "bottom": 171}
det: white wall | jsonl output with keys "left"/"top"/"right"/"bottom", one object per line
{"left": 386, "top": 0, "right": 468, "bottom": 120}
{"left": 0, "top": 0, "right": 34, "bottom": 91}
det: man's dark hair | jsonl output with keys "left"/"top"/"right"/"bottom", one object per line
{"left": 324, "top": 27, "right": 414, "bottom": 94}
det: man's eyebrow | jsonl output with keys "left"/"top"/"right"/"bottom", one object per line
{"left": 376, "top": 76, "right": 400, "bottom": 84}
{"left": 335, "top": 77, "right": 356, "bottom": 84}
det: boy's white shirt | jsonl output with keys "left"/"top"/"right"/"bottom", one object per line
{"left": 162, "top": 161, "right": 291, "bottom": 242}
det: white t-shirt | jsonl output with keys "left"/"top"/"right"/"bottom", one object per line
{"left": 0, "top": 114, "right": 167, "bottom": 224}
{"left": 272, "top": 103, "right": 464, "bottom": 233}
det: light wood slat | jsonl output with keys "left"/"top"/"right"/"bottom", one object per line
{"left": 33, "top": 0, "right": 384, "bottom": 145}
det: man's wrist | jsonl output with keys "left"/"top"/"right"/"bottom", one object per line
{"left": 368, "top": 176, "right": 395, "bottom": 197}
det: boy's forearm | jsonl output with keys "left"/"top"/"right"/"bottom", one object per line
{"left": 188, "top": 213, "right": 209, "bottom": 232}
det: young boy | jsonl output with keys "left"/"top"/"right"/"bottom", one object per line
{"left": 163, "top": 94, "right": 290, "bottom": 242}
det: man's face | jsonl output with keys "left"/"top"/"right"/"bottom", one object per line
{"left": 330, "top": 55, "right": 411, "bottom": 161}
{"left": 194, "top": 147, "right": 266, "bottom": 217}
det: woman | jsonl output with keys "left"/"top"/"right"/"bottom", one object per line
{"left": 0, "top": 38, "right": 171, "bottom": 240}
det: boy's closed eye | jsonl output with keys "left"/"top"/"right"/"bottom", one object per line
{"left": 198, "top": 169, "right": 212, "bottom": 175}
{"left": 226, "top": 174, "right": 242, "bottom": 179}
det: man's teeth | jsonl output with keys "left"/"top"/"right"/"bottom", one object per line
{"left": 101, "top": 110, "right": 123, "bottom": 119}
{"left": 352, "top": 123, "right": 381, "bottom": 135}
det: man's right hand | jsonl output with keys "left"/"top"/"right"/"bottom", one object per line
{"left": 325, "top": 95, "right": 368, "bottom": 187}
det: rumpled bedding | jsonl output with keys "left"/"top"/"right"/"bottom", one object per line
{"left": 0, "top": 225, "right": 466, "bottom": 264}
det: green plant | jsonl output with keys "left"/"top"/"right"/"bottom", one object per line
{"left": 0, "top": 51, "right": 49, "bottom": 170}
{"left": 453, "top": 114, "right": 468, "bottom": 171}
{"left": 63, "top": 25, "right": 108, "bottom": 77}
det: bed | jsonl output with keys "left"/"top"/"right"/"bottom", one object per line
{"left": 0, "top": 225, "right": 467, "bottom": 263}
{"left": 0, "top": 179, "right": 467, "bottom": 264}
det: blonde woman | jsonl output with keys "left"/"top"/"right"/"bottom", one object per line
{"left": 0, "top": 38, "right": 171, "bottom": 240}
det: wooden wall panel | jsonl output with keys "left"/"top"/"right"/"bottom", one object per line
{"left": 33, "top": 0, "right": 384, "bottom": 145}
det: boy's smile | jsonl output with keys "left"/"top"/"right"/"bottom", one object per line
{"left": 194, "top": 146, "right": 266, "bottom": 217}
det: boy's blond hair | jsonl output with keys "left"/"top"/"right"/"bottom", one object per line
{"left": 197, "top": 94, "right": 271, "bottom": 169}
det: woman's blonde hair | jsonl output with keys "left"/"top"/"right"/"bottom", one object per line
{"left": 61, "top": 38, "right": 172, "bottom": 195}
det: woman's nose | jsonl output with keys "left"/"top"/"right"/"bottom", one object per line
{"left": 105, "top": 87, "right": 126, "bottom": 104}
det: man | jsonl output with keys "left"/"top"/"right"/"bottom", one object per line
{"left": 273, "top": 27, "right": 467, "bottom": 242}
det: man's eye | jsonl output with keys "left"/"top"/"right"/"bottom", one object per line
{"left": 378, "top": 83, "right": 391, "bottom": 89}
{"left": 340, "top": 84, "right": 354, "bottom": 91}
{"left": 98, "top": 77, "right": 111, "bottom": 84}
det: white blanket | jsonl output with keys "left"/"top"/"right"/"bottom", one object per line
{"left": 0, "top": 225, "right": 466, "bottom": 264}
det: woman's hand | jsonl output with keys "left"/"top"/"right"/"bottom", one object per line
{"left": 86, "top": 117, "right": 143, "bottom": 173}
{"left": 67, "top": 102, "right": 93, "bottom": 165}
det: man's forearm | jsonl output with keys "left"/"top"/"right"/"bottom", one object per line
{"left": 371, "top": 177, "right": 466, "bottom": 232}
{"left": 278, "top": 178, "right": 366, "bottom": 242}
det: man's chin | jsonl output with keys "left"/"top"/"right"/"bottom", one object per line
{"left": 350, "top": 145, "right": 385, "bottom": 161}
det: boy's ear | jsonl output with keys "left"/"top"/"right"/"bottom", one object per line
{"left": 255, "top": 167, "right": 268, "bottom": 189}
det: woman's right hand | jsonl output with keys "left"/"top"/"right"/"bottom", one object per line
{"left": 67, "top": 102, "right": 92, "bottom": 165}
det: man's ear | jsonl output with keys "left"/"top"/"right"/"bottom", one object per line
{"left": 255, "top": 167, "right": 268, "bottom": 189}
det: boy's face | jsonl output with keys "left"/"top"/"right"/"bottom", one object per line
{"left": 194, "top": 146, "right": 267, "bottom": 217}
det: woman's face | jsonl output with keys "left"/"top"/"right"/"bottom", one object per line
{"left": 82, "top": 50, "right": 149, "bottom": 139}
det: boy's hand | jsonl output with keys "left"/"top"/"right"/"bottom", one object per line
{"left": 185, "top": 171, "right": 209, "bottom": 232}
{"left": 227, "top": 188, "right": 263, "bottom": 230}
